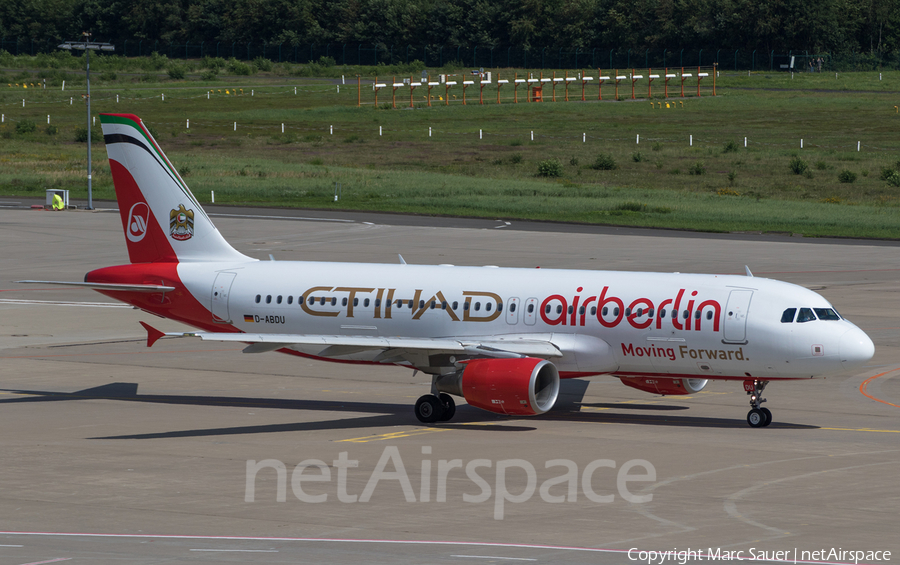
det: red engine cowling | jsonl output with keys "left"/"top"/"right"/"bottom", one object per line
{"left": 619, "top": 376, "right": 708, "bottom": 396}
{"left": 461, "top": 358, "right": 560, "bottom": 416}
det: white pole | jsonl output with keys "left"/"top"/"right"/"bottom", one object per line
{"left": 62, "top": 80, "right": 65, "bottom": 91}
{"left": 211, "top": 191, "right": 215, "bottom": 203}
{"left": 70, "top": 97, "right": 73, "bottom": 105}
{"left": 744, "top": 137, "right": 747, "bottom": 147}
{"left": 1, "top": 114, "right": 3, "bottom": 122}
{"left": 379, "top": 126, "right": 382, "bottom": 136}
{"left": 116, "top": 94, "right": 119, "bottom": 103}
{"left": 583, "top": 133, "right": 586, "bottom": 142}
{"left": 342, "top": 75, "right": 345, "bottom": 84}
{"left": 857, "top": 141, "right": 861, "bottom": 151}
{"left": 689, "top": 134, "right": 692, "bottom": 146}
{"left": 47, "top": 115, "right": 50, "bottom": 124}
{"left": 636, "top": 134, "right": 640, "bottom": 144}
{"left": 252, "top": 90, "right": 254, "bottom": 96}
{"left": 880, "top": 73, "right": 882, "bottom": 81}
{"left": 207, "top": 91, "right": 210, "bottom": 99}
{"left": 92, "top": 116, "right": 95, "bottom": 126}
{"left": 337, "top": 85, "right": 339, "bottom": 93}
{"left": 294, "top": 87, "right": 297, "bottom": 94}
{"left": 234, "top": 122, "right": 237, "bottom": 131}
{"left": 479, "top": 129, "right": 482, "bottom": 139}
{"left": 186, "top": 119, "right": 189, "bottom": 129}
{"left": 282, "top": 123, "right": 284, "bottom": 133}
{"left": 800, "top": 139, "right": 803, "bottom": 148}
{"left": 162, "top": 93, "right": 165, "bottom": 101}
{"left": 330, "top": 125, "right": 333, "bottom": 135}
{"left": 23, "top": 99, "right": 25, "bottom": 107}
{"left": 429, "top": 127, "right": 432, "bottom": 137}
{"left": 530, "top": 130, "right": 534, "bottom": 141}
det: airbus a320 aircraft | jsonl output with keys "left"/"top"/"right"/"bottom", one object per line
{"left": 23, "top": 114, "right": 875, "bottom": 428}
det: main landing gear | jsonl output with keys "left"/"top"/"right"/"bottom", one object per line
{"left": 745, "top": 379, "right": 772, "bottom": 428}
{"left": 414, "top": 393, "right": 456, "bottom": 424}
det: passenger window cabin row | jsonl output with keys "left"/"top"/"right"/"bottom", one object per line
{"left": 253, "top": 294, "right": 502, "bottom": 313}
{"left": 251, "top": 294, "right": 715, "bottom": 322}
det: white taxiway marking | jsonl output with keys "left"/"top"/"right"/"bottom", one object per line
{"left": 17, "top": 559, "right": 71, "bottom": 565}
{"left": 452, "top": 556, "right": 536, "bottom": 561}
{"left": 189, "top": 549, "right": 278, "bottom": 553}
{"left": 209, "top": 213, "right": 354, "bottom": 223}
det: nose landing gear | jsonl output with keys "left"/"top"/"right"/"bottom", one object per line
{"left": 744, "top": 379, "right": 772, "bottom": 427}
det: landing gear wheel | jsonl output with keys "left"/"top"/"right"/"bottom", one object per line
{"left": 438, "top": 393, "right": 456, "bottom": 422}
{"left": 747, "top": 408, "right": 766, "bottom": 428}
{"left": 415, "top": 395, "right": 444, "bottom": 424}
{"left": 744, "top": 379, "right": 771, "bottom": 428}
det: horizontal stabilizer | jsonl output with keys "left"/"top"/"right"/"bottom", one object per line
{"left": 17, "top": 280, "right": 175, "bottom": 292}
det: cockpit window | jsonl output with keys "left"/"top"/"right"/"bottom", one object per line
{"left": 796, "top": 308, "right": 816, "bottom": 323}
{"left": 813, "top": 308, "right": 840, "bottom": 321}
{"left": 781, "top": 308, "right": 796, "bottom": 323}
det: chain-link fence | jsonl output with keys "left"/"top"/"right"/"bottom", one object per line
{"left": 3, "top": 37, "right": 900, "bottom": 72}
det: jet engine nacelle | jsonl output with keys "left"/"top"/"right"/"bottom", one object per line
{"left": 619, "top": 376, "right": 708, "bottom": 396}
{"left": 437, "top": 357, "right": 560, "bottom": 416}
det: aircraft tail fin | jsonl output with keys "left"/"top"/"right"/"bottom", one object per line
{"left": 100, "top": 113, "right": 248, "bottom": 264}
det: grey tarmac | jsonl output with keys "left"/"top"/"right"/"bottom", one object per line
{"left": 1, "top": 206, "right": 898, "bottom": 565}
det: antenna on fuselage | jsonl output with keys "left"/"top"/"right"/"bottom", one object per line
{"left": 398, "top": 254, "right": 407, "bottom": 265}
{"left": 745, "top": 265, "right": 753, "bottom": 277}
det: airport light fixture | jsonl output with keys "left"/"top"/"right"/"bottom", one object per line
{"left": 59, "top": 33, "right": 114, "bottom": 210}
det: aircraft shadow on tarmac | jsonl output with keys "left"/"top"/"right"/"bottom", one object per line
{"left": 0, "top": 380, "right": 819, "bottom": 438}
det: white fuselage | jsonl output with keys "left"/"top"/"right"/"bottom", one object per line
{"left": 175, "top": 260, "right": 867, "bottom": 381}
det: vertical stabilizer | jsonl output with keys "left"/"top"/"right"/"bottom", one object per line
{"left": 100, "top": 113, "right": 249, "bottom": 264}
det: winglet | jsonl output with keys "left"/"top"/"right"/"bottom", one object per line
{"left": 140, "top": 321, "right": 165, "bottom": 348}
{"left": 745, "top": 265, "right": 754, "bottom": 277}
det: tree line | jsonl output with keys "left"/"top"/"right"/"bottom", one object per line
{"left": 2, "top": 0, "right": 898, "bottom": 58}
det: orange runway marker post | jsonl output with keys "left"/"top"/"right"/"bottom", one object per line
{"left": 373, "top": 76, "right": 386, "bottom": 107}
{"left": 630, "top": 68, "right": 642, "bottom": 99}
{"left": 680, "top": 68, "right": 690, "bottom": 97}
{"left": 696, "top": 67, "right": 707, "bottom": 97}
{"left": 462, "top": 73, "right": 474, "bottom": 105}
{"left": 712, "top": 63, "right": 717, "bottom": 96}
{"left": 581, "top": 71, "right": 593, "bottom": 101}
{"left": 514, "top": 73, "right": 525, "bottom": 103}
{"left": 408, "top": 76, "right": 417, "bottom": 108}
{"left": 597, "top": 70, "right": 608, "bottom": 100}
{"left": 664, "top": 68, "right": 676, "bottom": 99}
{"left": 357, "top": 75, "right": 361, "bottom": 107}
{"left": 392, "top": 76, "right": 401, "bottom": 109}
{"left": 444, "top": 77, "right": 455, "bottom": 106}
{"left": 496, "top": 76, "right": 507, "bottom": 104}
{"left": 648, "top": 69, "right": 658, "bottom": 99}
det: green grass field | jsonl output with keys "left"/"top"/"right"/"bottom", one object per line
{"left": 2, "top": 65, "right": 900, "bottom": 238}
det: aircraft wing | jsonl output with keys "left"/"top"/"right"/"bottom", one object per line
{"left": 146, "top": 324, "right": 562, "bottom": 361}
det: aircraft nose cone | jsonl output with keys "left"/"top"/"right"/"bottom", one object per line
{"left": 839, "top": 327, "right": 875, "bottom": 369}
